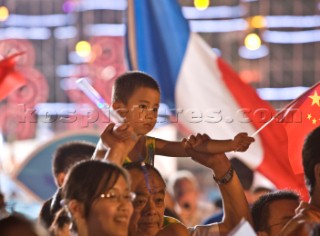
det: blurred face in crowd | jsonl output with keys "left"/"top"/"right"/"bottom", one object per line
{"left": 259, "top": 199, "right": 299, "bottom": 236}
{"left": 87, "top": 175, "right": 134, "bottom": 236}
{"left": 173, "top": 178, "right": 198, "bottom": 213}
{"left": 128, "top": 168, "right": 166, "bottom": 236}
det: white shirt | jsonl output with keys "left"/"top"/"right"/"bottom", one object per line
{"left": 188, "top": 223, "right": 219, "bottom": 236}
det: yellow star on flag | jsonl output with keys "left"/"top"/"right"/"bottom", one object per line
{"left": 309, "top": 91, "right": 320, "bottom": 107}
{"left": 312, "top": 118, "right": 317, "bottom": 124}
{"left": 307, "top": 114, "right": 312, "bottom": 120}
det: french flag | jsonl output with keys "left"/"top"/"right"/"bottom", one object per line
{"left": 127, "top": 0, "right": 308, "bottom": 199}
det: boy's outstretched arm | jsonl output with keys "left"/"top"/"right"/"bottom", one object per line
{"left": 155, "top": 132, "right": 254, "bottom": 157}
{"left": 155, "top": 138, "right": 189, "bottom": 157}
{"left": 192, "top": 132, "right": 255, "bottom": 154}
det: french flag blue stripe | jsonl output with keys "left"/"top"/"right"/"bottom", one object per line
{"left": 129, "top": 0, "right": 189, "bottom": 107}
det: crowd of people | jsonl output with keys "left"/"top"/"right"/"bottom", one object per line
{"left": 0, "top": 71, "right": 319, "bottom": 236}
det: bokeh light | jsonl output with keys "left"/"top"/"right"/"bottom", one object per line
{"left": 250, "top": 15, "right": 266, "bottom": 28}
{"left": 194, "top": 0, "right": 210, "bottom": 10}
{"left": 0, "top": 6, "right": 9, "bottom": 21}
{"left": 75, "top": 41, "right": 91, "bottom": 58}
{"left": 244, "top": 33, "right": 261, "bottom": 50}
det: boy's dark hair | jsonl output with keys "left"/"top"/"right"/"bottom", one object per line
{"left": 52, "top": 141, "right": 95, "bottom": 177}
{"left": 251, "top": 190, "right": 299, "bottom": 232}
{"left": 302, "top": 126, "right": 320, "bottom": 195}
{"left": 112, "top": 71, "right": 160, "bottom": 104}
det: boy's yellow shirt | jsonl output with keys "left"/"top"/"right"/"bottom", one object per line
{"left": 123, "top": 136, "right": 155, "bottom": 166}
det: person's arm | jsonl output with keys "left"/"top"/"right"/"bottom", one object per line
{"left": 184, "top": 140, "right": 253, "bottom": 235}
{"left": 214, "top": 154, "right": 253, "bottom": 234}
{"left": 193, "top": 133, "right": 254, "bottom": 154}
{"left": 155, "top": 138, "right": 189, "bottom": 157}
{"left": 155, "top": 132, "right": 254, "bottom": 157}
{"left": 92, "top": 123, "right": 138, "bottom": 165}
{"left": 92, "top": 123, "right": 138, "bottom": 160}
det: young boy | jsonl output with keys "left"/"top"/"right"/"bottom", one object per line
{"left": 93, "top": 71, "right": 254, "bottom": 164}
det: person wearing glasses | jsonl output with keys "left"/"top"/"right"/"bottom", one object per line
{"left": 116, "top": 134, "right": 253, "bottom": 236}
{"left": 62, "top": 160, "right": 135, "bottom": 236}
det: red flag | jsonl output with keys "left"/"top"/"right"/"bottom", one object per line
{"left": 0, "top": 52, "right": 26, "bottom": 101}
{"left": 278, "top": 82, "right": 320, "bottom": 175}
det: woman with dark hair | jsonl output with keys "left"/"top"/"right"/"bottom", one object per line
{"left": 62, "top": 160, "right": 135, "bottom": 236}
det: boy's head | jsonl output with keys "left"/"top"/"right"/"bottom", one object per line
{"left": 52, "top": 141, "right": 96, "bottom": 187}
{"left": 112, "top": 71, "right": 161, "bottom": 135}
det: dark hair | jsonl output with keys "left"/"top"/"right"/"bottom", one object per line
{"left": 123, "top": 162, "right": 165, "bottom": 186}
{"left": 302, "top": 126, "right": 320, "bottom": 195}
{"left": 230, "top": 158, "right": 253, "bottom": 190}
{"left": 0, "top": 214, "right": 38, "bottom": 236}
{"left": 49, "top": 208, "right": 71, "bottom": 236}
{"left": 52, "top": 141, "right": 96, "bottom": 177}
{"left": 112, "top": 71, "right": 160, "bottom": 104}
{"left": 62, "top": 160, "right": 130, "bottom": 218}
{"left": 251, "top": 190, "right": 300, "bottom": 232}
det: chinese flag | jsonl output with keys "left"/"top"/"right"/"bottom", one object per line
{"left": 279, "top": 82, "right": 320, "bottom": 174}
{"left": 0, "top": 52, "right": 26, "bottom": 101}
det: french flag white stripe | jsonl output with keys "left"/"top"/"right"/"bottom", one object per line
{"left": 176, "top": 33, "right": 263, "bottom": 168}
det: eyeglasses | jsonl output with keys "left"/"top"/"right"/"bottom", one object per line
{"left": 99, "top": 189, "right": 136, "bottom": 203}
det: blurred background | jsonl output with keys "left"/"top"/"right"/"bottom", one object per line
{"left": 0, "top": 0, "right": 319, "bottom": 219}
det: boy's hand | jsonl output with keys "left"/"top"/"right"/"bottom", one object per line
{"left": 232, "top": 132, "right": 255, "bottom": 152}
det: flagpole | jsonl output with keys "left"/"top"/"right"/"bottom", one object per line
{"left": 251, "top": 117, "right": 275, "bottom": 137}
{"left": 250, "top": 82, "right": 320, "bottom": 137}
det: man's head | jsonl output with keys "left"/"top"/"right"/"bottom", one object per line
{"left": 167, "top": 170, "right": 199, "bottom": 214}
{"left": 251, "top": 190, "right": 300, "bottom": 236}
{"left": 52, "top": 141, "right": 96, "bottom": 187}
{"left": 112, "top": 71, "right": 161, "bottom": 135}
{"left": 123, "top": 162, "right": 166, "bottom": 236}
{"left": 302, "top": 126, "right": 320, "bottom": 196}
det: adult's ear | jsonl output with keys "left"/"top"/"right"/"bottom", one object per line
{"left": 56, "top": 172, "right": 66, "bottom": 187}
{"left": 68, "top": 200, "right": 85, "bottom": 219}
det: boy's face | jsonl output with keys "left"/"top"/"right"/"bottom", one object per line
{"left": 116, "top": 87, "right": 160, "bottom": 135}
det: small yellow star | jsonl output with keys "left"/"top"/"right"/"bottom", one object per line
{"left": 307, "top": 114, "right": 312, "bottom": 120}
{"left": 312, "top": 118, "right": 317, "bottom": 124}
{"left": 309, "top": 91, "right": 320, "bottom": 107}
